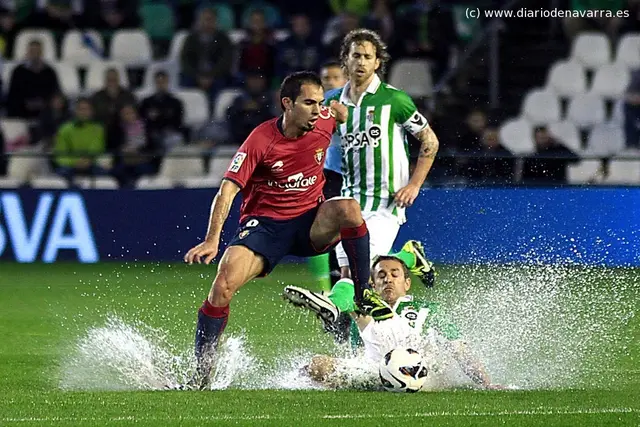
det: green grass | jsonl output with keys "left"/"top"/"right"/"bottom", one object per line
{"left": 0, "top": 262, "right": 638, "bottom": 426}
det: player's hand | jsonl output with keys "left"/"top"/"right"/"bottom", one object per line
{"left": 393, "top": 183, "right": 420, "bottom": 208}
{"left": 329, "top": 100, "right": 348, "bottom": 123}
{"left": 184, "top": 239, "right": 219, "bottom": 265}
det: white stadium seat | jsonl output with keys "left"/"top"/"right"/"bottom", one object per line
{"left": 567, "top": 94, "right": 606, "bottom": 128}
{"left": 0, "top": 118, "right": 29, "bottom": 144}
{"left": 568, "top": 160, "right": 604, "bottom": 184}
{"left": 159, "top": 146, "right": 205, "bottom": 179}
{"left": 61, "top": 30, "right": 104, "bottom": 66}
{"left": 176, "top": 89, "right": 209, "bottom": 128}
{"left": 2, "top": 62, "right": 16, "bottom": 93}
{"left": 228, "top": 29, "right": 248, "bottom": 45}
{"left": 548, "top": 121, "right": 582, "bottom": 153}
{"left": 546, "top": 60, "right": 586, "bottom": 98}
{"left": 498, "top": 118, "right": 535, "bottom": 154}
{"left": 13, "top": 29, "right": 56, "bottom": 62}
{"left": 30, "top": 176, "right": 69, "bottom": 189}
{"left": 140, "top": 61, "right": 179, "bottom": 94}
{"left": 388, "top": 59, "right": 433, "bottom": 98}
{"left": 521, "top": 89, "right": 561, "bottom": 125}
{"left": 208, "top": 151, "right": 236, "bottom": 183}
{"left": 0, "top": 177, "right": 23, "bottom": 188}
{"left": 603, "top": 160, "right": 640, "bottom": 184}
{"left": 6, "top": 153, "right": 50, "bottom": 181}
{"left": 85, "top": 62, "right": 130, "bottom": 93}
{"left": 585, "top": 124, "right": 625, "bottom": 156}
{"left": 110, "top": 30, "right": 153, "bottom": 66}
{"left": 168, "top": 30, "right": 188, "bottom": 63}
{"left": 73, "top": 176, "right": 119, "bottom": 189}
{"left": 180, "top": 176, "right": 223, "bottom": 188}
{"left": 213, "top": 89, "right": 244, "bottom": 122}
{"left": 614, "top": 33, "right": 640, "bottom": 68}
{"left": 53, "top": 63, "right": 81, "bottom": 96}
{"left": 135, "top": 176, "right": 175, "bottom": 189}
{"left": 571, "top": 32, "right": 611, "bottom": 68}
{"left": 589, "top": 64, "right": 630, "bottom": 99}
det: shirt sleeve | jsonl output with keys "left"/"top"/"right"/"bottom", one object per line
{"left": 392, "top": 90, "right": 429, "bottom": 136}
{"left": 222, "top": 130, "right": 265, "bottom": 189}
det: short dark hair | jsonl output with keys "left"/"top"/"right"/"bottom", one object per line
{"left": 340, "top": 28, "right": 391, "bottom": 76}
{"left": 279, "top": 71, "right": 323, "bottom": 111}
{"left": 320, "top": 60, "right": 342, "bottom": 72}
{"left": 154, "top": 70, "right": 168, "bottom": 79}
{"left": 371, "top": 255, "right": 410, "bottom": 280}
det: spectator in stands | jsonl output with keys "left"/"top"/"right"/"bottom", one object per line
{"left": 324, "top": 12, "right": 360, "bottom": 60}
{"left": 7, "top": 39, "right": 60, "bottom": 119}
{"left": 53, "top": 97, "right": 106, "bottom": 181}
{"left": 113, "top": 104, "right": 155, "bottom": 188}
{"left": 180, "top": 7, "right": 232, "bottom": 103}
{"left": 457, "top": 108, "right": 487, "bottom": 152}
{"left": 329, "top": 0, "right": 369, "bottom": 19}
{"left": 0, "top": 0, "right": 19, "bottom": 58}
{"left": 139, "top": 70, "right": 185, "bottom": 161}
{"left": 521, "top": 126, "right": 580, "bottom": 184}
{"left": 564, "top": 0, "right": 625, "bottom": 41}
{"left": 362, "top": 0, "right": 393, "bottom": 42}
{"left": 32, "top": 0, "right": 83, "bottom": 31}
{"left": 274, "top": 13, "right": 322, "bottom": 84}
{"left": 623, "top": 69, "right": 640, "bottom": 148}
{"left": 91, "top": 67, "right": 136, "bottom": 152}
{"left": 464, "top": 126, "right": 514, "bottom": 184}
{"left": 320, "top": 60, "right": 347, "bottom": 90}
{"left": 238, "top": 9, "right": 275, "bottom": 83}
{"left": 35, "top": 91, "right": 71, "bottom": 150}
{"left": 86, "top": 0, "right": 139, "bottom": 30}
{"left": 227, "top": 71, "right": 272, "bottom": 144}
{"left": 393, "top": 0, "right": 456, "bottom": 82}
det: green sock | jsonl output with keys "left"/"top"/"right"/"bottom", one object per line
{"left": 307, "top": 254, "right": 331, "bottom": 291}
{"left": 390, "top": 249, "right": 416, "bottom": 269}
{"left": 328, "top": 279, "right": 356, "bottom": 313}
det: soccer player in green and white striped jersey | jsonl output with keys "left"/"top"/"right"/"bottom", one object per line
{"left": 326, "top": 29, "right": 440, "bottom": 287}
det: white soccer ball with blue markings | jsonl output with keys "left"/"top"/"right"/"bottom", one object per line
{"left": 378, "top": 347, "right": 429, "bottom": 392}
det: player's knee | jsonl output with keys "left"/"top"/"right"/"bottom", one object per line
{"left": 332, "top": 199, "right": 362, "bottom": 227}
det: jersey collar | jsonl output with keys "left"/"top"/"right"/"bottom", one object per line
{"left": 392, "top": 294, "right": 414, "bottom": 311}
{"left": 339, "top": 74, "right": 382, "bottom": 107}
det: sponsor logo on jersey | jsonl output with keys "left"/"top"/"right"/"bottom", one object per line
{"left": 228, "top": 152, "right": 247, "bottom": 173}
{"left": 314, "top": 149, "right": 324, "bottom": 164}
{"left": 271, "top": 160, "right": 284, "bottom": 172}
{"left": 267, "top": 172, "right": 318, "bottom": 192}
{"left": 342, "top": 124, "right": 383, "bottom": 150}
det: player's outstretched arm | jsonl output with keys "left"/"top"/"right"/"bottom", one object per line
{"left": 443, "top": 339, "right": 504, "bottom": 389}
{"left": 184, "top": 179, "right": 241, "bottom": 265}
{"left": 394, "top": 127, "right": 440, "bottom": 208}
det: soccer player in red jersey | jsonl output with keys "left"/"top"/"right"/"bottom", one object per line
{"left": 184, "top": 72, "right": 392, "bottom": 387}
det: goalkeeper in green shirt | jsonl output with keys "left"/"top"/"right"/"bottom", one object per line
{"left": 284, "top": 256, "right": 504, "bottom": 390}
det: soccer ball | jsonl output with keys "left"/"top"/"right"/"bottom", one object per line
{"left": 378, "top": 347, "right": 429, "bottom": 393}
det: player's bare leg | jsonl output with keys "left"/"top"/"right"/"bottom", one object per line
{"left": 309, "top": 198, "right": 392, "bottom": 320}
{"left": 194, "top": 245, "right": 265, "bottom": 387}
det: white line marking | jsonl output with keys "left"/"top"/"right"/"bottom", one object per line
{"left": 2, "top": 407, "right": 639, "bottom": 423}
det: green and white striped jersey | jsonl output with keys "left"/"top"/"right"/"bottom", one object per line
{"left": 325, "top": 74, "right": 429, "bottom": 223}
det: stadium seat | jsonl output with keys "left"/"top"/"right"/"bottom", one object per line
{"left": 13, "top": 29, "right": 56, "bottom": 61}
{"left": 159, "top": 146, "right": 206, "bottom": 179}
{"left": 498, "top": 118, "right": 535, "bottom": 154}
{"left": 207, "top": 2, "right": 236, "bottom": 32}
{"left": 168, "top": 30, "right": 189, "bottom": 63}
{"left": 0, "top": 118, "right": 29, "bottom": 145}
{"left": 521, "top": 88, "right": 561, "bottom": 125}
{"left": 110, "top": 30, "right": 153, "bottom": 66}
{"left": 135, "top": 176, "right": 175, "bottom": 189}
{"left": 208, "top": 152, "right": 236, "bottom": 185}
{"left": 273, "top": 29, "right": 290, "bottom": 42}
{"left": 0, "top": 177, "right": 23, "bottom": 188}
{"left": 388, "top": 59, "right": 433, "bottom": 98}
{"left": 53, "top": 63, "right": 81, "bottom": 97}
{"left": 213, "top": 89, "right": 244, "bottom": 122}
{"left": 139, "top": 61, "right": 179, "bottom": 94}
{"left": 546, "top": 60, "right": 586, "bottom": 98}
{"left": 140, "top": 3, "right": 176, "bottom": 41}
{"left": 85, "top": 62, "right": 130, "bottom": 93}
{"left": 548, "top": 121, "right": 582, "bottom": 153}
{"left": 603, "top": 160, "right": 640, "bottom": 184}
{"left": 568, "top": 160, "right": 604, "bottom": 184}
{"left": 570, "top": 32, "right": 611, "bottom": 68}
{"left": 6, "top": 152, "right": 51, "bottom": 181}
{"left": 30, "top": 176, "right": 69, "bottom": 189}
{"left": 2, "top": 61, "right": 15, "bottom": 93}
{"left": 61, "top": 30, "right": 104, "bottom": 66}
{"left": 585, "top": 124, "right": 625, "bottom": 156}
{"left": 73, "top": 176, "right": 119, "bottom": 189}
{"left": 176, "top": 89, "right": 210, "bottom": 128}
{"left": 567, "top": 94, "right": 606, "bottom": 128}
{"left": 614, "top": 33, "right": 640, "bottom": 68}
{"left": 610, "top": 100, "right": 623, "bottom": 125}
{"left": 589, "top": 64, "right": 630, "bottom": 99}
{"left": 241, "top": 1, "right": 282, "bottom": 28}
{"left": 180, "top": 175, "right": 223, "bottom": 188}
{"left": 228, "top": 29, "right": 248, "bottom": 45}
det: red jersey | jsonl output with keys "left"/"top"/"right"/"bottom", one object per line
{"left": 223, "top": 109, "right": 336, "bottom": 221}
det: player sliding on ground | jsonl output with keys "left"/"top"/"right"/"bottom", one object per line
{"left": 184, "top": 72, "right": 392, "bottom": 389}
{"left": 284, "top": 256, "right": 505, "bottom": 390}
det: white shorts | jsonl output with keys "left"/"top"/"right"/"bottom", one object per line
{"left": 334, "top": 209, "right": 401, "bottom": 268}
